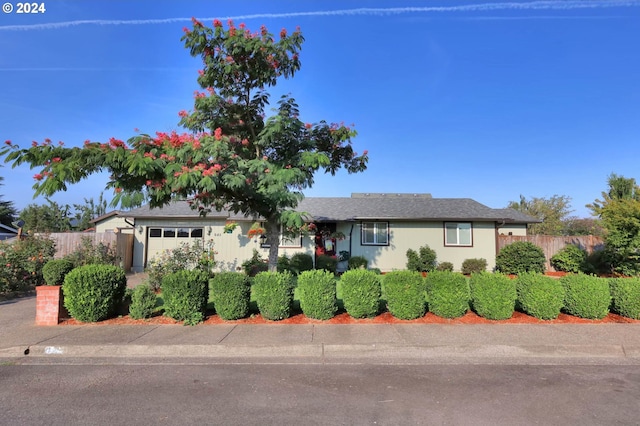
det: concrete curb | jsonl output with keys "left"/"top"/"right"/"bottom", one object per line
{"left": 2, "top": 343, "right": 638, "bottom": 362}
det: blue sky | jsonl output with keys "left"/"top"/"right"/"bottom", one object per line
{"left": 1, "top": 0, "right": 639, "bottom": 218}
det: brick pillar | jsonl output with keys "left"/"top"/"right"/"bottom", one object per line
{"left": 35, "top": 285, "right": 63, "bottom": 326}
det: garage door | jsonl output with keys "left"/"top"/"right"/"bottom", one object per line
{"left": 146, "top": 227, "right": 203, "bottom": 265}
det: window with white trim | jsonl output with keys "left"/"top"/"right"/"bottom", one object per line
{"left": 444, "top": 222, "right": 472, "bottom": 246}
{"left": 361, "top": 222, "right": 389, "bottom": 245}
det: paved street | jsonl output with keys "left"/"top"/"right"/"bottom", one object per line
{"left": 1, "top": 364, "right": 639, "bottom": 425}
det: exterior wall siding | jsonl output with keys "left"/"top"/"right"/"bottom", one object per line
{"left": 94, "top": 216, "right": 134, "bottom": 233}
{"left": 497, "top": 223, "right": 528, "bottom": 236}
{"left": 127, "top": 218, "right": 500, "bottom": 273}
{"left": 349, "top": 221, "right": 497, "bottom": 272}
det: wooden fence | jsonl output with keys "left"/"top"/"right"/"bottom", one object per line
{"left": 37, "top": 232, "right": 134, "bottom": 272}
{"left": 497, "top": 235, "right": 604, "bottom": 271}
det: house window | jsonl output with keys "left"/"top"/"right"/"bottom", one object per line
{"left": 445, "top": 222, "right": 472, "bottom": 246}
{"left": 361, "top": 222, "right": 389, "bottom": 245}
{"left": 149, "top": 227, "right": 203, "bottom": 239}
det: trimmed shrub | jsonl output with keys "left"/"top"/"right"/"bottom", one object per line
{"left": 583, "top": 249, "right": 610, "bottom": 275}
{"left": 550, "top": 245, "right": 587, "bottom": 273}
{"left": 516, "top": 272, "right": 565, "bottom": 320}
{"left": 560, "top": 274, "right": 610, "bottom": 319}
{"left": 436, "top": 262, "right": 454, "bottom": 272}
{"left": 297, "top": 270, "right": 337, "bottom": 320}
{"left": 495, "top": 241, "right": 546, "bottom": 274}
{"left": 348, "top": 256, "right": 368, "bottom": 270}
{"left": 383, "top": 270, "right": 426, "bottom": 320}
{"left": 63, "top": 264, "right": 127, "bottom": 322}
{"left": 461, "top": 258, "right": 487, "bottom": 275}
{"left": 470, "top": 273, "right": 516, "bottom": 320}
{"left": 161, "top": 270, "right": 209, "bottom": 325}
{"left": 252, "top": 271, "right": 295, "bottom": 321}
{"left": 129, "top": 284, "right": 157, "bottom": 320}
{"left": 209, "top": 272, "right": 251, "bottom": 320}
{"left": 609, "top": 278, "right": 640, "bottom": 319}
{"left": 406, "top": 245, "right": 437, "bottom": 272}
{"left": 315, "top": 254, "right": 337, "bottom": 274}
{"left": 277, "top": 254, "right": 291, "bottom": 274}
{"left": 425, "top": 271, "right": 470, "bottom": 319}
{"left": 290, "top": 253, "right": 314, "bottom": 275}
{"left": 241, "top": 249, "right": 268, "bottom": 277}
{"left": 340, "top": 269, "right": 381, "bottom": 318}
{"left": 42, "top": 259, "right": 75, "bottom": 286}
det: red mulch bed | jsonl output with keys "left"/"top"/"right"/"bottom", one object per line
{"left": 59, "top": 310, "right": 640, "bottom": 326}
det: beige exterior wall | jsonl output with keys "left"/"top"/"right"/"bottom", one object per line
{"left": 349, "top": 221, "right": 497, "bottom": 272}
{"left": 497, "top": 223, "right": 528, "bottom": 236}
{"left": 125, "top": 218, "right": 502, "bottom": 273}
{"left": 130, "top": 219, "right": 314, "bottom": 273}
{"left": 94, "top": 215, "right": 134, "bottom": 233}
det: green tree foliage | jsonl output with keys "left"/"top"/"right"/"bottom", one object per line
{"left": 587, "top": 173, "right": 640, "bottom": 215}
{"left": 0, "top": 175, "right": 17, "bottom": 227}
{"left": 19, "top": 199, "right": 73, "bottom": 233}
{"left": 1, "top": 20, "right": 368, "bottom": 271}
{"left": 588, "top": 174, "right": 640, "bottom": 276}
{"left": 598, "top": 199, "right": 640, "bottom": 276}
{"left": 72, "top": 193, "right": 108, "bottom": 231}
{"left": 507, "top": 194, "right": 572, "bottom": 235}
{"left": 561, "top": 217, "right": 605, "bottom": 237}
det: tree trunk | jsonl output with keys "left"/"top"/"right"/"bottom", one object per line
{"left": 265, "top": 218, "right": 280, "bottom": 272}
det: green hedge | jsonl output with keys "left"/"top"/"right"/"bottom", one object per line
{"left": 470, "top": 272, "right": 516, "bottom": 320}
{"left": 516, "top": 272, "right": 564, "bottom": 320}
{"left": 252, "top": 271, "right": 295, "bottom": 321}
{"left": 42, "top": 259, "right": 75, "bottom": 286}
{"left": 425, "top": 271, "right": 470, "bottom": 319}
{"left": 297, "top": 270, "right": 337, "bottom": 320}
{"left": 315, "top": 255, "right": 337, "bottom": 274}
{"left": 348, "top": 256, "right": 368, "bottom": 270}
{"left": 436, "top": 262, "right": 454, "bottom": 272}
{"left": 609, "top": 277, "right": 640, "bottom": 319}
{"left": 209, "top": 272, "right": 251, "bottom": 320}
{"left": 63, "top": 264, "right": 127, "bottom": 322}
{"left": 383, "top": 270, "right": 426, "bottom": 320}
{"left": 550, "top": 245, "right": 587, "bottom": 273}
{"left": 495, "top": 241, "right": 546, "bottom": 274}
{"left": 461, "top": 258, "right": 487, "bottom": 275}
{"left": 289, "top": 253, "right": 314, "bottom": 275}
{"left": 129, "top": 284, "right": 157, "bottom": 320}
{"left": 560, "top": 274, "right": 610, "bottom": 319}
{"left": 406, "top": 245, "right": 437, "bottom": 273}
{"left": 162, "top": 270, "right": 209, "bottom": 325}
{"left": 340, "top": 269, "right": 381, "bottom": 318}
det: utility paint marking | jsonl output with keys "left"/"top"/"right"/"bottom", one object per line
{"left": 44, "top": 346, "right": 64, "bottom": 355}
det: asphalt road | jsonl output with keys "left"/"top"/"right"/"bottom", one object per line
{"left": 1, "top": 363, "right": 639, "bottom": 425}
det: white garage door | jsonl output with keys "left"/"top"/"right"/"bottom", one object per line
{"left": 146, "top": 227, "right": 204, "bottom": 265}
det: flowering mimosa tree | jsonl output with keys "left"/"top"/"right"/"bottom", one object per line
{"left": 1, "top": 19, "right": 368, "bottom": 271}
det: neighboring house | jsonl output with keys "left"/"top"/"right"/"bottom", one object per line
{"left": 0, "top": 224, "right": 18, "bottom": 241}
{"left": 93, "top": 193, "right": 538, "bottom": 273}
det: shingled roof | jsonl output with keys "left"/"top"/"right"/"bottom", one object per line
{"left": 120, "top": 194, "right": 539, "bottom": 224}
